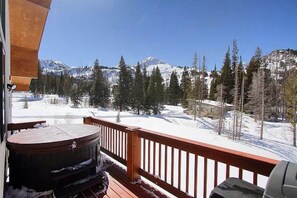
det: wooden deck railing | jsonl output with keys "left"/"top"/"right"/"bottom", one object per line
{"left": 84, "top": 117, "right": 279, "bottom": 198}
{"left": 8, "top": 120, "right": 46, "bottom": 134}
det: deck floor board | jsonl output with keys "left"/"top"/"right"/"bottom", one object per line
{"left": 76, "top": 156, "right": 169, "bottom": 198}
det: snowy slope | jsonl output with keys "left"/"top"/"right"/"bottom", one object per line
{"left": 39, "top": 60, "right": 70, "bottom": 73}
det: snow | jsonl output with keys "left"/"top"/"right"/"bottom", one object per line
{"left": 11, "top": 93, "right": 297, "bottom": 197}
{"left": 5, "top": 186, "right": 53, "bottom": 198}
{"left": 199, "top": 99, "right": 233, "bottom": 107}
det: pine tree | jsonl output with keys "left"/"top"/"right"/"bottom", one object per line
{"left": 247, "top": 70, "right": 262, "bottom": 120}
{"left": 147, "top": 67, "right": 164, "bottom": 114}
{"left": 70, "top": 83, "right": 83, "bottom": 107}
{"left": 180, "top": 66, "right": 192, "bottom": 108}
{"left": 215, "top": 84, "right": 226, "bottom": 135}
{"left": 237, "top": 56, "right": 244, "bottom": 96}
{"left": 284, "top": 68, "right": 297, "bottom": 146}
{"left": 143, "top": 66, "right": 150, "bottom": 113}
{"left": 201, "top": 56, "right": 208, "bottom": 99}
{"left": 231, "top": 40, "right": 239, "bottom": 140}
{"left": 190, "top": 52, "right": 200, "bottom": 119}
{"left": 147, "top": 68, "right": 158, "bottom": 114}
{"left": 168, "top": 71, "right": 181, "bottom": 105}
{"left": 155, "top": 66, "right": 165, "bottom": 105}
{"left": 209, "top": 65, "right": 219, "bottom": 100}
{"left": 63, "top": 71, "right": 72, "bottom": 99}
{"left": 89, "top": 59, "right": 110, "bottom": 108}
{"left": 114, "top": 56, "right": 132, "bottom": 111}
{"left": 131, "top": 62, "right": 145, "bottom": 114}
{"left": 245, "top": 47, "right": 262, "bottom": 105}
{"left": 220, "top": 47, "right": 233, "bottom": 104}
{"left": 58, "top": 72, "right": 65, "bottom": 97}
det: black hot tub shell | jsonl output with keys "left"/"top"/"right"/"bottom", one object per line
{"left": 7, "top": 124, "right": 100, "bottom": 191}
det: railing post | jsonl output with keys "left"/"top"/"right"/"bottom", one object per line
{"left": 127, "top": 127, "right": 141, "bottom": 181}
{"left": 83, "top": 117, "right": 92, "bottom": 125}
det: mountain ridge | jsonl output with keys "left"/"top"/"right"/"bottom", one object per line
{"left": 39, "top": 49, "right": 297, "bottom": 86}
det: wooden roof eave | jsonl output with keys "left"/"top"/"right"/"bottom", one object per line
{"left": 9, "top": 0, "right": 51, "bottom": 91}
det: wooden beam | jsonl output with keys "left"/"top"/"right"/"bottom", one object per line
{"left": 11, "top": 45, "right": 38, "bottom": 78}
{"left": 11, "top": 76, "right": 33, "bottom": 91}
{"left": 27, "top": 0, "right": 51, "bottom": 10}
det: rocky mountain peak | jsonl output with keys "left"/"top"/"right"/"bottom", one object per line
{"left": 139, "top": 57, "right": 166, "bottom": 67}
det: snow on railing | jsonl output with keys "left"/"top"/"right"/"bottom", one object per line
{"left": 8, "top": 120, "right": 47, "bottom": 135}
{"left": 84, "top": 116, "right": 279, "bottom": 198}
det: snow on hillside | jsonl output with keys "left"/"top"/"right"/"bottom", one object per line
{"left": 262, "top": 49, "right": 297, "bottom": 76}
{"left": 143, "top": 58, "right": 184, "bottom": 83}
{"left": 140, "top": 56, "right": 166, "bottom": 66}
{"left": 12, "top": 93, "right": 297, "bottom": 163}
{"left": 39, "top": 60, "right": 70, "bottom": 73}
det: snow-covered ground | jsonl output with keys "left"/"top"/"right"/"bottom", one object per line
{"left": 12, "top": 92, "right": 297, "bottom": 163}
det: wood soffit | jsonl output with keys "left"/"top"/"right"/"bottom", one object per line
{"left": 9, "top": 0, "right": 51, "bottom": 51}
{"left": 9, "top": 0, "right": 51, "bottom": 90}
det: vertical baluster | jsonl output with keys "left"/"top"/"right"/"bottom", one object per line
{"left": 186, "top": 152, "right": 189, "bottom": 194}
{"left": 203, "top": 158, "right": 208, "bottom": 198}
{"left": 226, "top": 164, "right": 230, "bottom": 179}
{"left": 253, "top": 173, "right": 257, "bottom": 185}
{"left": 110, "top": 128, "right": 113, "bottom": 153}
{"left": 105, "top": 127, "right": 109, "bottom": 150}
{"left": 178, "top": 149, "right": 181, "bottom": 190}
{"left": 214, "top": 160, "right": 218, "bottom": 187}
{"left": 165, "top": 145, "right": 168, "bottom": 182}
{"left": 121, "top": 131, "right": 123, "bottom": 158}
{"left": 194, "top": 155, "right": 198, "bottom": 198}
{"left": 112, "top": 129, "right": 114, "bottom": 153}
{"left": 158, "top": 143, "right": 161, "bottom": 178}
{"left": 100, "top": 126, "right": 103, "bottom": 148}
{"left": 153, "top": 141, "right": 156, "bottom": 175}
{"left": 108, "top": 127, "right": 112, "bottom": 152}
{"left": 143, "top": 139, "right": 146, "bottom": 170}
{"left": 171, "top": 147, "right": 174, "bottom": 186}
{"left": 124, "top": 133, "right": 128, "bottom": 160}
{"left": 115, "top": 130, "right": 118, "bottom": 156}
{"left": 148, "top": 140, "right": 151, "bottom": 173}
{"left": 239, "top": 168, "right": 243, "bottom": 180}
{"left": 105, "top": 126, "right": 107, "bottom": 150}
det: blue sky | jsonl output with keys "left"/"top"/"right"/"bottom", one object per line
{"left": 39, "top": 0, "right": 297, "bottom": 70}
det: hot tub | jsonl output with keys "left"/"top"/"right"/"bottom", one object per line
{"left": 7, "top": 124, "right": 100, "bottom": 191}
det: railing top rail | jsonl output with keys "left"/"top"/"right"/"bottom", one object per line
{"left": 8, "top": 120, "right": 46, "bottom": 131}
{"left": 87, "top": 117, "right": 129, "bottom": 132}
{"left": 138, "top": 128, "right": 279, "bottom": 176}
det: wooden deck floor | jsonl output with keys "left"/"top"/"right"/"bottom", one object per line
{"left": 77, "top": 174, "right": 138, "bottom": 198}
{"left": 76, "top": 157, "right": 168, "bottom": 198}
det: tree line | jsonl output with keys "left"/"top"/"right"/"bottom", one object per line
{"left": 30, "top": 44, "right": 297, "bottom": 146}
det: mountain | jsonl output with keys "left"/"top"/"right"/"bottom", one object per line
{"left": 38, "top": 57, "right": 188, "bottom": 85}
{"left": 139, "top": 57, "right": 165, "bottom": 67}
{"left": 261, "top": 49, "right": 297, "bottom": 76}
{"left": 139, "top": 57, "right": 184, "bottom": 83}
{"left": 39, "top": 49, "right": 297, "bottom": 89}
{"left": 39, "top": 60, "right": 70, "bottom": 73}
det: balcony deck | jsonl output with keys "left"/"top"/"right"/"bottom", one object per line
{"left": 76, "top": 157, "right": 167, "bottom": 198}
{"left": 7, "top": 119, "right": 279, "bottom": 198}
